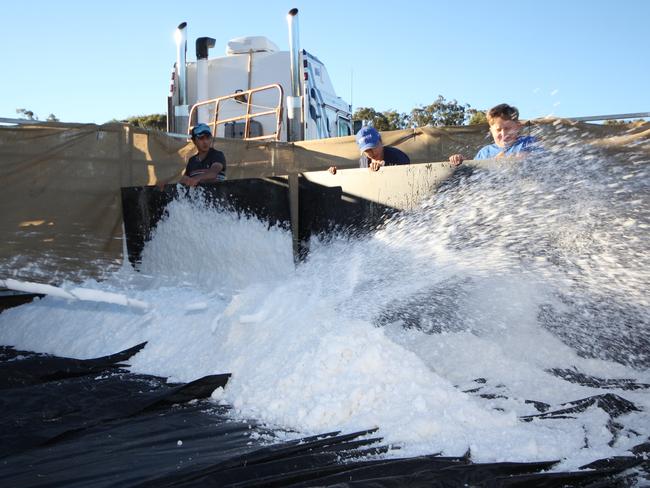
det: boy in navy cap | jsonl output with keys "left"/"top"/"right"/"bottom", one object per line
{"left": 180, "top": 123, "right": 227, "bottom": 186}
{"left": 329, "top": 126, "right": 410, "bottom": 174}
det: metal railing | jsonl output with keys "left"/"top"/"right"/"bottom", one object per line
{"left": 568, "top": 112, "right": 650, "bottom": 122}
{"left": 188, "top": 84, "right": 284, "bottom": 141}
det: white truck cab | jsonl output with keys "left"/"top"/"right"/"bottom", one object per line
{"left": 167, "top": 9, "right": 352, "bottom": 142}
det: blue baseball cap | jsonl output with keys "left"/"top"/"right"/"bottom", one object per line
{"left": 191, "top": 123, "right": 212, "bottom": 138}
{"left": 356, "top": 126, "right": 381, "bottom": 152}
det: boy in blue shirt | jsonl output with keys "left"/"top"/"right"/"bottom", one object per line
{"left": 449, "top": 104, "right": 538, "bottom": 165}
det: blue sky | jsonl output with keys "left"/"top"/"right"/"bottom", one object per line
{"left": 2, "top": 0, "right": 648, "bottom": 123}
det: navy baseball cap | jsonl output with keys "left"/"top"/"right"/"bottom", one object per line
{"left": 356, "top": 126, "right": 381, "bottom": 152}
{"left": 191, "top": 123, "right": 212, "bottom": 138}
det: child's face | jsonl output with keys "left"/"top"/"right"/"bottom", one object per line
{"left": 363, "top": 144, "right": 384, "bottom": 162}
{"left": 489, "top": 117, "right": 521, "bottom": 148}
{"left": 193, "top": 134, "right": 212, "bottom": 152}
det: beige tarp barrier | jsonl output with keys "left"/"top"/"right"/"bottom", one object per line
{"left": 1, "top": 119, "right": 648, "bottom": 283}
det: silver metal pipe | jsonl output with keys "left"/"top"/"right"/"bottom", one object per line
{"left": 174, "top": 22, "right": 188, "bottom": 106}
{"left": 286, "top": 8, "right": 303, "bottom": 141}
{"left": 287, "top": 8, "right": 301, "bottom": 99}
{"left": 568, "top": 112, "right": 650, "bottom": 122}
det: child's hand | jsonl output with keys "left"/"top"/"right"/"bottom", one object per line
{"left": 449, "top": 154, "right": 464, "bottom": 166}
{"left": 368, "top": 160, "right": 385, "bottom": 172}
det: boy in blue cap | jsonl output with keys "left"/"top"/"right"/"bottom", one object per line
{"left": 329, "top": 126, "right": 410, "bottom": 174}
{"left": 448, "top": 103, "right": 538, "bottom": 165}
{"left": 180, "top": 123, "right": 227, "bottom": 186}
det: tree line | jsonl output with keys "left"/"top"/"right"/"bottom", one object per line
{"left": 354, "top": 95, "right": 487, "bottom": 131}
{"left": 17, "top": 97, "right": 645, "bottom": 132}
{"left": 15, "top": 108, "right": 59, "bottom": 122}
{"left": 15, "top": 95, "right": 483, "bottom": 131}
{"left": 120, "top": 95, "right": 485, "bottom": 131}
{"left": 120, "top": 96, "right": 487, "bottom": 132}
{"left": 122, "top": 101, "right": 645, "bottom": 132}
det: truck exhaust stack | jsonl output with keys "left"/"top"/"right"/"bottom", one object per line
{"left": 286, "top": 8, "right": 303, "bottom": 142}
{"left": 174, "top": 22, "right": 189, "bottom": 133}
{"left": 196, "top": 37, "right": 216, "bottom": 125}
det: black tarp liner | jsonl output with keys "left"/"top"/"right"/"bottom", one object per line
{"left": 1, "top": 345, "right": 648, "bottom": 487}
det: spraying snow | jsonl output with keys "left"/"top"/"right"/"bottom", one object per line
{"left": 1, "top": 129, "right": 648, "bottom": 471}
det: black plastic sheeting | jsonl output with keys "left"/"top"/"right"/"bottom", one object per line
{"left": 1, "top": 344, "right": 649, "bottom": 487}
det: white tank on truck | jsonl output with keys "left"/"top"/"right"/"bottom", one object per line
{"left": 167, "top": 8, "right": 352, "bottom": 142}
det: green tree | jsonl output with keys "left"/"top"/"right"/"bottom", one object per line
{"left": 603, "top": 118, "right": 647, "bottom": 126}
{"left": 468, "top": 109, "right": 487, "bottom": 125}
{"left": 46, "top": 113, "right": 60, "bottom": 122}
{"left": 353, "top": 107, "right": 409, "bottom": 131}
{"left": 409, "top": 95, "right": 470, "bottom": 127}
{"left": 125, "top": 113, "right": 167, "bottom": 130}
{"left": 353, "top": 107, "right": 385, "bottom": 129}
{"left": 16, "top": 108, "right": 37, "bottom": 120}
{"left": 382, "top": 110, "right": 410, "bottom": 130}
{"left": 603, "top": 119, "right": 630, "bottom": 126}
